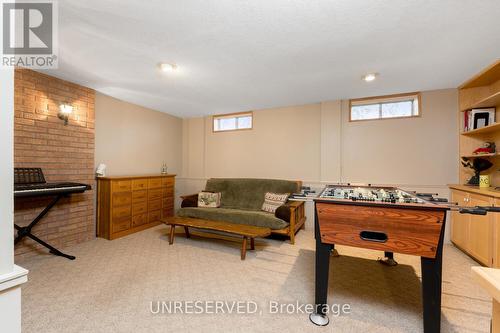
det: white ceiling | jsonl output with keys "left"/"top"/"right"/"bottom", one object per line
{"left": 44, "top": 0, "right": 500, "bottom": 118}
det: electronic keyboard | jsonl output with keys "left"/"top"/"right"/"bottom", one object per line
{"left": 14, "top": 182, "right": 91, "bottom": 197}
{"left": 13, "top": 168, "right": 91, "bottom": 260}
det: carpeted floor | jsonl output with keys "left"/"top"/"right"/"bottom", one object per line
{"left": 17, "top": 223, "right": 492, "bottom": 333}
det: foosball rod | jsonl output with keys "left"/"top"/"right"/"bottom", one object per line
{"left": 449, "top": 205, "right": 500, "bottom": 215}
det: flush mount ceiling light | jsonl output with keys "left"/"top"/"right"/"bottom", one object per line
{"left": 159, "top": 63, "right": 178, "bottom": 73}
{"left": 363, "top": 73, "right": 378, "bottom": 82}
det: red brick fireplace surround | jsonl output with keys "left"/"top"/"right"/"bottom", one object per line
{"left": 14, "top": 69, "right": 95, "bottom": 258}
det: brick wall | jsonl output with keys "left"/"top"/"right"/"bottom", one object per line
{"left": 14, "top": 68, "right": 95, "bottom": 258}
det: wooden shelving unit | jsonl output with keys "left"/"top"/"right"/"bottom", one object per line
{"left": 461, "top": 153, "right": 500, "bottom": 159}
{"left": 451, "top": 60, "right": 500, "bottom": 269}
{"left": 460, "top": 91, "right": 500, "bottom": 111}
{"left": 461, "top": 122, "right": 500, "bottom": 136}
{"left": 459, "top": 60, "right": 500, "bottom": 186}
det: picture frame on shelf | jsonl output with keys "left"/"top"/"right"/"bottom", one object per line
{"left": 471, "top": 107, "right": 495, "bottom": 130}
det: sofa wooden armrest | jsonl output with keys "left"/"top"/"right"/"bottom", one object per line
{"left": 273, "top": 200, "right": 306, "bottom": 244}
{"left": 180, "top": 193, "right": 198, "bottom": 208}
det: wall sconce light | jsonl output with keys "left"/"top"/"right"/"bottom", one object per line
{"left": 58, "top": 104, "right": 73, "bottom": 125}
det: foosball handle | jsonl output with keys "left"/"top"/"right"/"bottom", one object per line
{"left": 416, "top": 193, "right": 447, "bottom": 202}
{"left": 432, "top": 197, "right": 448, "bottom": 202}
{"left": 484, "top": 206, "right": 500, "bottom": 213}
{"left": 459, "top": 207, "right": 487, "bottom": 215}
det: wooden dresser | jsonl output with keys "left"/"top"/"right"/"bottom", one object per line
{"left": 97, "top": 174, "right": 175, "bottom": 240}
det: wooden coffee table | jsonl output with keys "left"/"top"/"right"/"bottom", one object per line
{"left": 162, "top": 217, "right": 271, "bottom": 260}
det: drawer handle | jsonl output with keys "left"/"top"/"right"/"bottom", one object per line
{"left": 359, "top": 231, "right": 388, "bottom": 243}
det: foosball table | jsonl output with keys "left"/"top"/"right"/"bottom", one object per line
{"left": 309, "top": 184, "right": 500, "bottom": 333}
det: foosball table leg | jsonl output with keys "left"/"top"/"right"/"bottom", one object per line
{"left": 310, "top": 237, "right": 332, "bottom": 326}
{"left": 331, "top": 245, "right": 339, "bottom": 257}
{"left": 421, "top": 222, "right": 445, "bottom": 333}
{"left": 379, "top": 251, "right": 398, "bottom": 266}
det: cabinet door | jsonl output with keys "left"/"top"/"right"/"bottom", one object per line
{"left": 468, "top": 194, "right": 493, "bottom": 266}
{"left": 494, "top": 199, "right": 500, "bottom": 268}
{"left": 451, "top": 190, "right": 470, "bottom": 250}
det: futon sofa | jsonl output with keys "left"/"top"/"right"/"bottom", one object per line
{"left": 177, "top": 178, "right": 306, "bottom": 244}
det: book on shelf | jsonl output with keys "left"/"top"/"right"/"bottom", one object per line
{"left": 463, "top": 107, "right": 496, "bottom": 132}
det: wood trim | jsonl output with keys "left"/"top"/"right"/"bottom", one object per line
{"left": 212, "top": 111, "right": 253, "bottom": 133}
{"left": 212, "top": 127, "right": 253, "bottom": 133}
{"left": 211, "top": 110, "right": 253, "bottom": 118}
{"left": 350, "top": 91, "right": 421, "bottom": 104}
{"left": 98, "top": 174, "right": 176, "bottom": 180}
{"left": 349, "top": 92, "right": 421, "bottom": 122}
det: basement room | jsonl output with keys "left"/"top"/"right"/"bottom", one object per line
{"left": 1, "top": 1, "right": 500, "bottom": 332}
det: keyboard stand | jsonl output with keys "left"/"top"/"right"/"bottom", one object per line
{"left": 14, "top": 194, "right": 76, "bottom": 260}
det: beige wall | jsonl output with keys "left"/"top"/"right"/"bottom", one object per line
{"left": 95, "top": 92, "right": 182, "bottom": 176}
{"left": 206, "top": 104, "right": 322, "bottom": 180}
{"left": 181, "top": 89, "right": 458, "bottom": 187}
{"left": 179, "top": 89, "right": 458, "bottom": 241}
{"left": 341, "top": 89, "right": 459, "bottom": 185}
{"left": 181, "top": 103, "right": 324, "bottom": 181}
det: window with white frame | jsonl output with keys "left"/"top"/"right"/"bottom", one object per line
{"left": 213, "top": 112, "right": 253, "bottom": 132}
{"left": 350, "top": 92, "right": 420, "bottom": 121}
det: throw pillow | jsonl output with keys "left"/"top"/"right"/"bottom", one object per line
{"left": 261, "top": 192, "right": 289, "bottom": 213}
{"left": 198, "top": 192, "right": 221, "bottom": 208}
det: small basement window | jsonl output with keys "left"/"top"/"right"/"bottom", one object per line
{"left": 350, "top": 92, "right": 420, "bottom": 121}
{"left": 213, "top": 112, "right": 253, "bottom": 132}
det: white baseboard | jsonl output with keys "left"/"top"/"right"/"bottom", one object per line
{"left": 0, "top": 265, "right": 28, "bottom": 333}
{"left": 0, "top": 265, "right": 28, "bottom": 292}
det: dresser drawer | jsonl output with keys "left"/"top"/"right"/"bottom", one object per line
{"left": 112, "top": 192, "right": 132, "bottom": 207}
{"left": 132, "top": 202, "right": 148, "bottom": 215}
{"left": 162, "top": 177, "right": 174, "bottom": 187}
{"left": 112, "top": 216, "right": 131, "bottom": 233}
{"left": 132, "top": 190, "right": 147, "bottom": 203}
{"left": 162, "top": 197, "right": 173, "bottom": 208}
{"left": 148, "top": 178, "right": 162, "bottom": 189}
{"left": 112, "top": 180, "right": 131, "bottom": 193}
{"left": 149, "top": 210, "right": 161, "bottom": 223}
{"left": 132, "top": 178, "right": 148, "bottom": 191}
{"left": 132, "top": 213, "right": 148, "bottom": 227}
{"left": 112, "top": 205, "right": 131, "bottom": 219}
{"left": 162, "top": 187, "right": 174, "bottom": 198}
{"left": 162, "top": 208, "right": 174, "bottom": 219}
{"left": 149, "top": 188, "right": 162, "bottom": 201}
{"left": 149, "top": 199, "right": 161, "bottom": 211}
